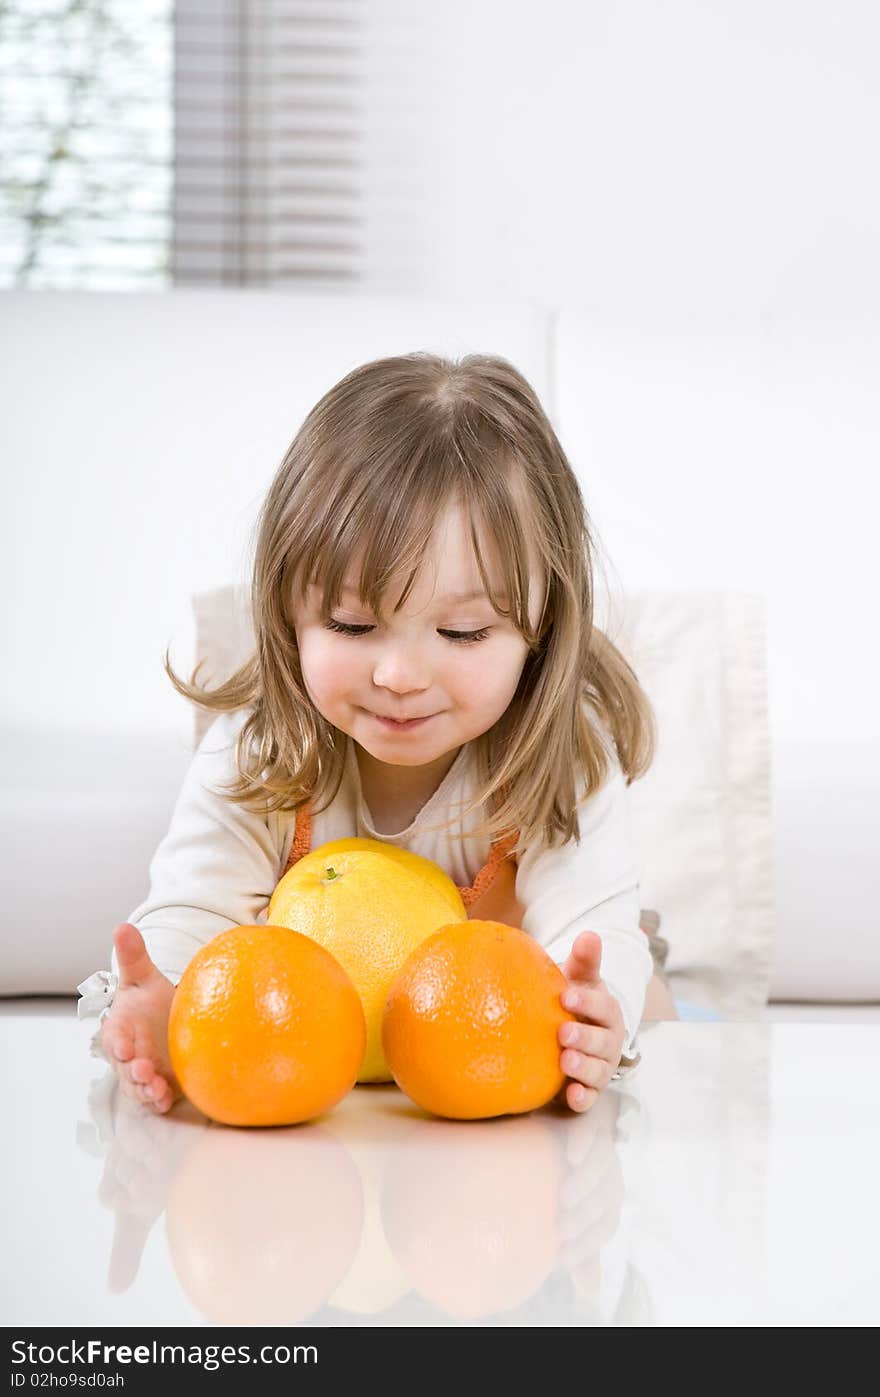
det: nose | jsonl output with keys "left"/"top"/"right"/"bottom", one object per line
{"left": 371, "top": 641, "right": 431, "bottom": 695}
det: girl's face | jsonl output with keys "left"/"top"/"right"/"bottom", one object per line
{"left": 293, "top": 501, "right": 545, "bottom": 774}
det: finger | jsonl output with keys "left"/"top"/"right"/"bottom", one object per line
{"left": 128, "top": 1058, "right": 156, "bottom": 1087}
{"left": 117, "top": 1074, "right": 142, "bottom": 1104}
{"left": 141, "top": 1071, "right": 169, "bottom": 1101}
{"left": 560, "top": 984, "right": 618, "bottom": 1027}
{"left": 559, "top": 1021, "right": 614, "bottom": 1059}
{"left": 105, "top": 1022, "right": 134, "bottom": 1062}
{"left": 566, "top": 1082, "right": 599, "bottom": 1113}
{"left": 113, "top": 923, "right": 155, "bottom": 988}
{"left": 560, "top": 1050, "right": 608, "bottom": 1090}
{"left": 115, "top": 1059, "right": 154, "bottom": 1109}
{"left": 130, "top": 1081, "right": 157, "bottom": 1111}
{"left": 560, "top": 930, "right": 603, "bottom": 988}
{"left": 147, "top": 1082, "right": 174, "bottom": 1113}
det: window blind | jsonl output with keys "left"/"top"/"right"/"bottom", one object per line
{"left": 173, "top": 0, "right": 366, "bottom": 287}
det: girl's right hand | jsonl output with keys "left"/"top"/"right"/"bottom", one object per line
{"left": 100, "top": 924, "right": 183, "bottom": 1115}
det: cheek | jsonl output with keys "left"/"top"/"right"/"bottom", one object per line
{"left": 298, "top": 635, "right": 353, "bottom": 700}
{"left": 452, "top": 638, "right": 529, "bottom": 703}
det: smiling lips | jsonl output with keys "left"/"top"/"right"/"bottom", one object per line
{"left": 375, "top": 712, "right": 431, "bottom": 721}
{"left": 371, "top": 712, "right": 435, "bottom": 729}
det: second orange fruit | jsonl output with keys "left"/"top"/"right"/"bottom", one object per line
{"left": 382, "top": 920, "right": 576, "bottom": 1120}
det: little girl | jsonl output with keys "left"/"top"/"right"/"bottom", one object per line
{"left": 79, "top": 351, "right": 677, "bottom": 1117}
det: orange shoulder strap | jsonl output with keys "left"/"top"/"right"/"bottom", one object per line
{"left": 281, "top": 802, "right": 524, "bottom": 927}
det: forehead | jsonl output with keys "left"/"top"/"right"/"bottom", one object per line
{"left": 342, "top": 500, "right": 509, "bottom": 599}
{"left": 299, "top": 493, "right": 544, "bottom": 619}
{"left": 398, "top": 499, "right": 503, "bottom": 588}
{"left": 341, "top": 584, "right": 496, "bottom": 604}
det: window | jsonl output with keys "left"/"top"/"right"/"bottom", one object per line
{"left": 0, "top": 0, "right": 366, "bottom": 290}
{"left": 0, "top": 0, "right": 173, "bottom": 289}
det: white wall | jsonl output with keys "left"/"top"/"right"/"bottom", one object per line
{"left": 363, "top": 1, "right": 880, "bottom": 323}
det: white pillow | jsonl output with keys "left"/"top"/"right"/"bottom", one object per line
{"left": 192, "top": 585, "right": 774, "bottom": 1019}
{"left": 608, "top": 588, "right": 774, "bottom": 1018}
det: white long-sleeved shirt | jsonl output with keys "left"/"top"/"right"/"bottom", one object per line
{"left": 118, "top": 706, "right": 653, "bottom": 1058}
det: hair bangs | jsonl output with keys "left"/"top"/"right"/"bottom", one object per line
{"left": 295, "top": 430, "right": 540, "bottom": 644}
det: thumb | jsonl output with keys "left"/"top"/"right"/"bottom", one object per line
{"left": 113, "top": 923, "right": 157, "bottom": 987}
{"left": 561, "top": 929, "right": 603, "bottom": 986}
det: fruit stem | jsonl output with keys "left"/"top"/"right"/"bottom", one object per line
{"left": 321, "top": 865, "right": 339, "bottom": 885}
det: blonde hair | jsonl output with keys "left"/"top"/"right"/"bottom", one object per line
{"left": 165, "top": 352, "right": 656, "bottom": 858}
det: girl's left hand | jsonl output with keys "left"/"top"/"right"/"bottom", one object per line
{"left": 555, "top": 930, "right": 626, "bottom": 1114}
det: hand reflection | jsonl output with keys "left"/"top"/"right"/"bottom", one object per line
{"left": 76, "top": 1067, "right": 204, "bottom": 1294}
{"left": 542, "top": 1084, "right": 639, "bottom": 1300}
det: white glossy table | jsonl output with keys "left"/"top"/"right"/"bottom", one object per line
{"left": 3, "top": 1003, "right": 878, "bottom": 1327}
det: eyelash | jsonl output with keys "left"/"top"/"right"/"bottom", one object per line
{"left": 324, "top": 619, "right": 491, "bottom": 646}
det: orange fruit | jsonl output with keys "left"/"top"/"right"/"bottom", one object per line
{"left": 167, "top": 924, "right": 366, "bottom": 1127}
{"left": 382, "top": 920, "right": 576, "bottom": 1120}
{"left": 267, "top": 839, "right": 467, "bottom": 1083}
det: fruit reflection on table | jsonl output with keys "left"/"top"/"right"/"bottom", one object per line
{"left": 82, "top": 1069, "right": 631, "bottom": 1323}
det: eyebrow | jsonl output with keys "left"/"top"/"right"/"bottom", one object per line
{"left": 340, "top": 586, "right": 501, "bottom": 604}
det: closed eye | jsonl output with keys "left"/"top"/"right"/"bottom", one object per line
{"left": 324, "top": 619, "right": 490, "bottom": 645}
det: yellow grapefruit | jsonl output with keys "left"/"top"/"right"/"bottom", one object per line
{"left": 304, "top": 837, "right": 464, "bottom": 920}
{"left": 268, "top": 839, "right": 467, "bottom": 1083}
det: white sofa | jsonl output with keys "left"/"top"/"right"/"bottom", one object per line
{"left": 3, "top": 289, "right": 878, "bottom": 1022}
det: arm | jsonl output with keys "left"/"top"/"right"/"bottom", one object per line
{"left": 515, "top": 758, "right": 654, "bottom": 1065}
{"left": 112, "top": 707, "right": 288, "bottom": 985}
